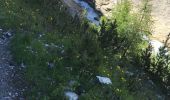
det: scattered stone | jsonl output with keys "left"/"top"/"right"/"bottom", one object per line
{"left": 96, "top": 76, "right": 112, "bottom": 84}
{"left": 8, "top": 92, "right": 11, "bottom": 96}
{"left": 65, "top": 91, "right": 78, "bottom": 100}
{"left": 37, "top": 32, "right": 45, "bottom": 38}
{"left": 44, "top": 44, "right": 49, "bottom": 47}
{"left": 3, "top": 31, "right": 12, "bottom": 38}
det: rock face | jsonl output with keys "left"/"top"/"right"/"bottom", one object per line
{"left": 150, "top": 0, "right": 170, "bottom": 42}
{"left": 94, "top": 0, "right": 116, "bottom": 17}
{"left": 93, "top": 0, "right": 170, "bottom": 42}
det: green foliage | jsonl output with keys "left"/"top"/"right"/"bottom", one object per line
{"left": 140, "top": 33, "right": 170, "bottom": 95}
{"left": 99, "top": 17, "right": 118, "bottom": 49}
{"left": 112, "top": 0, "right": 151, "bottom": 56}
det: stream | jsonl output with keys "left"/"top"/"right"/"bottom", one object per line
{"left": 73, "top": 0, "right": 100, "bottom": 25}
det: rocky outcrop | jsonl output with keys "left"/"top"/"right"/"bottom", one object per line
{"left": 150, "top": 0, "right": 170, "bottom": 42}
{"left": 94, "top": 0, "right": 116, "bottom": 17}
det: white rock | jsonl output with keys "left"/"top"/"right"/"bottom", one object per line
{"left": 96, "top": 76, "right": 112, "bottom": 84}
{"left": 150, "top": 40, "right": 164, "bottom": 54}
{"left": 44, "top": 44, "right": 49, "bottom": 47}
{"left": 39, "top": 34, "right": 42, "bottom": 38}
{"left": 65, "top": 91, "right": 78, "bottom": 100}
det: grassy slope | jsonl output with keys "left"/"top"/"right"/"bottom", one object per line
{"left": 0, "top": 0, "right": 111, "bottom": 99}
{"left": 0, "top": 0, "right": 166, "bottom": 99}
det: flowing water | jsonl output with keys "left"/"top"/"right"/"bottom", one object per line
{"left": 74, "top": 0, "right": 100, "bottom": 25}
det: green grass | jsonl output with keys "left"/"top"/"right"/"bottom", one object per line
{"left": 0, "top": 0, "right": 168, "bottom": 99}
{"left": 2, "top": 0, "right": 108, "bottom": 98}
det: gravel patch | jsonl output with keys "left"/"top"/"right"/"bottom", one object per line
{"left": 0, "top": 29, "right": 24, "bottom": 100}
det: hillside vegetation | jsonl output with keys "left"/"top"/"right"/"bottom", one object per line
{"left": 0, "top": 0, "right": 170, "bottom": 99}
